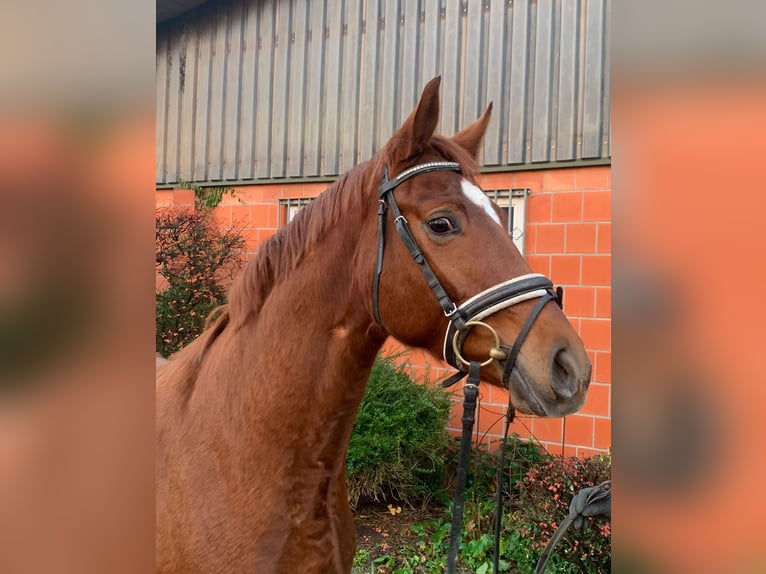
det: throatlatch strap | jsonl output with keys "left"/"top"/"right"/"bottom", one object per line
{"left": 446, "top": 361, "right": 481, "bottom": 574}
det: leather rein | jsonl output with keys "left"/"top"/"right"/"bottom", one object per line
{"left": 372, "top": 161, "right": 562, "bottom": 574}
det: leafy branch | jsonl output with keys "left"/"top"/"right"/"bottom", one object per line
{"left": 176, "top": 178, "right": 237, "bottom": 211}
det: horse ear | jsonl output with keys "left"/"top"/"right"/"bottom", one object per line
{"left": 452, "top": 102, "right": 493, "bottom": 159}
{"left": 388, "top": 76, "right": 441, "bottom": 163}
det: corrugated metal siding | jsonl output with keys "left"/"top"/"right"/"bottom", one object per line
{"left": 157, "top": 0, "right": 611, "bottom": 184}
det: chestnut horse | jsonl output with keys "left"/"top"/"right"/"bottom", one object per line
{"left": 156, "top": 77, "right": 591, "bottom": 573}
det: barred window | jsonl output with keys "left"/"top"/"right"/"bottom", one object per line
{"left": 484, "top": 188, "right": 529, "bottom": 254}
{"left": 277, "top": 198, "right": 314, "bottom": 228}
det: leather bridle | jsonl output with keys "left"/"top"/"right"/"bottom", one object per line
{"left": 373, "top": 161, "right": 467, "bottom": 330}
{"left": 372, "top": 160, "right": 564, "bottom": 574}
{"left": 373, "top": 160, "right": 561, "bottom": 381}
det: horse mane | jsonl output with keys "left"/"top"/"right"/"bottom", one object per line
{"left": 169, "top": 134, "right": 479, "bottom": 371}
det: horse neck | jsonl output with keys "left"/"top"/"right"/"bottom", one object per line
{"left": 191, "top": 195, "right": 384, "bottom": 480}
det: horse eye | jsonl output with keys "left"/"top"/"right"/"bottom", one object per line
{"left": 427, "top": 217, "right": 455, "bottom": 235}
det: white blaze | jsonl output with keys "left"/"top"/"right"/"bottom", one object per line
{"left": 460, "top": 179, "right": 501, "bottom": 226}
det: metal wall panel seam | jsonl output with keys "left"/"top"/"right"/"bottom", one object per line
{"left": 582, "top": 0, "right": 605, "bottom": 158}
{"left": 483, "top": 0, "right": 506, "bottom": 165}
{"left": 322, "top": 0, "right": 344, "bottom": 175}
{"left": 223, "top": 1, "right": 245, "bottom": 180}
{"left": 287, "top": 0, "right": 309, "bottom": 177}
{"left": 548, "top": 0, "right": 562, "bottom": 162}
{"left": 255, "top": 4, "right": 275, "bottom": 178}
{"left": 179, "top": 23, "right": 199, "bottom": 181}
{"left": 500, "top": 0, "right": 514, "bottom": 163}
{"left": 270, "top": 0, "right": 291, "bottom": 178}
{"left": 601, "top": 0, "right": 611, "bottom": 158}
{"left": 378, "top": 0, "right": 401, "bottom": 148}
{"left": 507, "top": 0, "right": 529, "bottom": 164}
{"left": 523, "top": 0, "right": 538, "bottom": 163}
{"left": 421, "top": 0, "right": 440, "bottom": 88}
{"left": 440, "top": 0, "right": 461, "bottom": 136}
{"left": 304, "top": 1, "right": 327, "bottom": 176}
{"left": 462, "top": 0, "right": 482, "bottom": 129}
{"left": 340, "top": 0, "right": 362, "bottom": 172}
{"left": 556, "top": 0, "right": 580, "bottom": 161}
{"left": 398, "top": 0, "right": 419, "bottom": 130}
{"left": 238, "top": 1, "right": 260, "bottom": 180}
{"left": 357, "top": 0, "right": 380, "bottom": 163}
{"left": 156, "top": 36, "right": 169, "bottom": 183}
{"left": 166, "top": 32, "right": 181, "bottom": 183}
{"left": 192, "top": 15, "right": 212, "bottom": 181}
{"left": 531, "top": 0, "right": 552, "bottom": 163}
{"left": 207, "top": 7, "right": 229, "bottom": 181}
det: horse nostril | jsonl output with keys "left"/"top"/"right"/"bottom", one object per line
{"left": 551, "top": 348, "right": 579, "bottom": 399}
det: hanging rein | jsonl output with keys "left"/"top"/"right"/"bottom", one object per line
{"left": 373, "top": 162, "right": 563, "bottom": 574}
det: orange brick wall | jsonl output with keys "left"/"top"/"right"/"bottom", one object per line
{"left": 156, "top": 165, "right": 611, "bottom": 457}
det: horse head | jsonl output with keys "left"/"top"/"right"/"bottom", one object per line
{"left": 367, "top": 77, "right": 591, "bottom": 417}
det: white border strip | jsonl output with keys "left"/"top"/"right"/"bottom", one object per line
{"left": 440, "top": 274, "right": 550, "bottom": 361}
{"left": 467, "top": 289, "right": 550, "bottom": 323}
{"left": 454, "top": 273, "right": 545, "bottom": 310}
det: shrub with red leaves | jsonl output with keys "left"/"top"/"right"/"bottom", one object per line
{"left": 155, "top": 208, "right": 244, "bottom": 357}
{"left": 511, "top": 454, "right": 611, "bottom": 573}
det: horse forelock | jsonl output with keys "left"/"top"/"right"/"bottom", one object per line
{"left": 428, "top": 135, "right": 480, "bottom": 181}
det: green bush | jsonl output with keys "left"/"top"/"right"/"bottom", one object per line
{"left": 346, "top": 354, "right": 452, "bottom": 509}
{"left": 155, "top": 208, "right": 244, "bottom": 357}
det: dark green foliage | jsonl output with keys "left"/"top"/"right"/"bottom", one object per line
{"left": 176, "top": 178, "right": 236, "bottom": 211}
{"left": 155, "top": 208, "right": 244, "bottom": 357}
{"left": 346, "top": 354, "right": 452, "bottom": 509}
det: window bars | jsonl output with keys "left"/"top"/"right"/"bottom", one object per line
{"left": 277, "top": 197, "right": 314, "bottom": 228}
{"left": 485, "top": 188, "right": 529, "bottom": 254}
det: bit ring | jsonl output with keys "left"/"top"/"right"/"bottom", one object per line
{"left": 452, "top": 320, "right": 505, "bottom": 368}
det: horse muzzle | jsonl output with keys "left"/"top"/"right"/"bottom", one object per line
{"left": 497, "top": 344, "right": 591, "bottom": 417}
